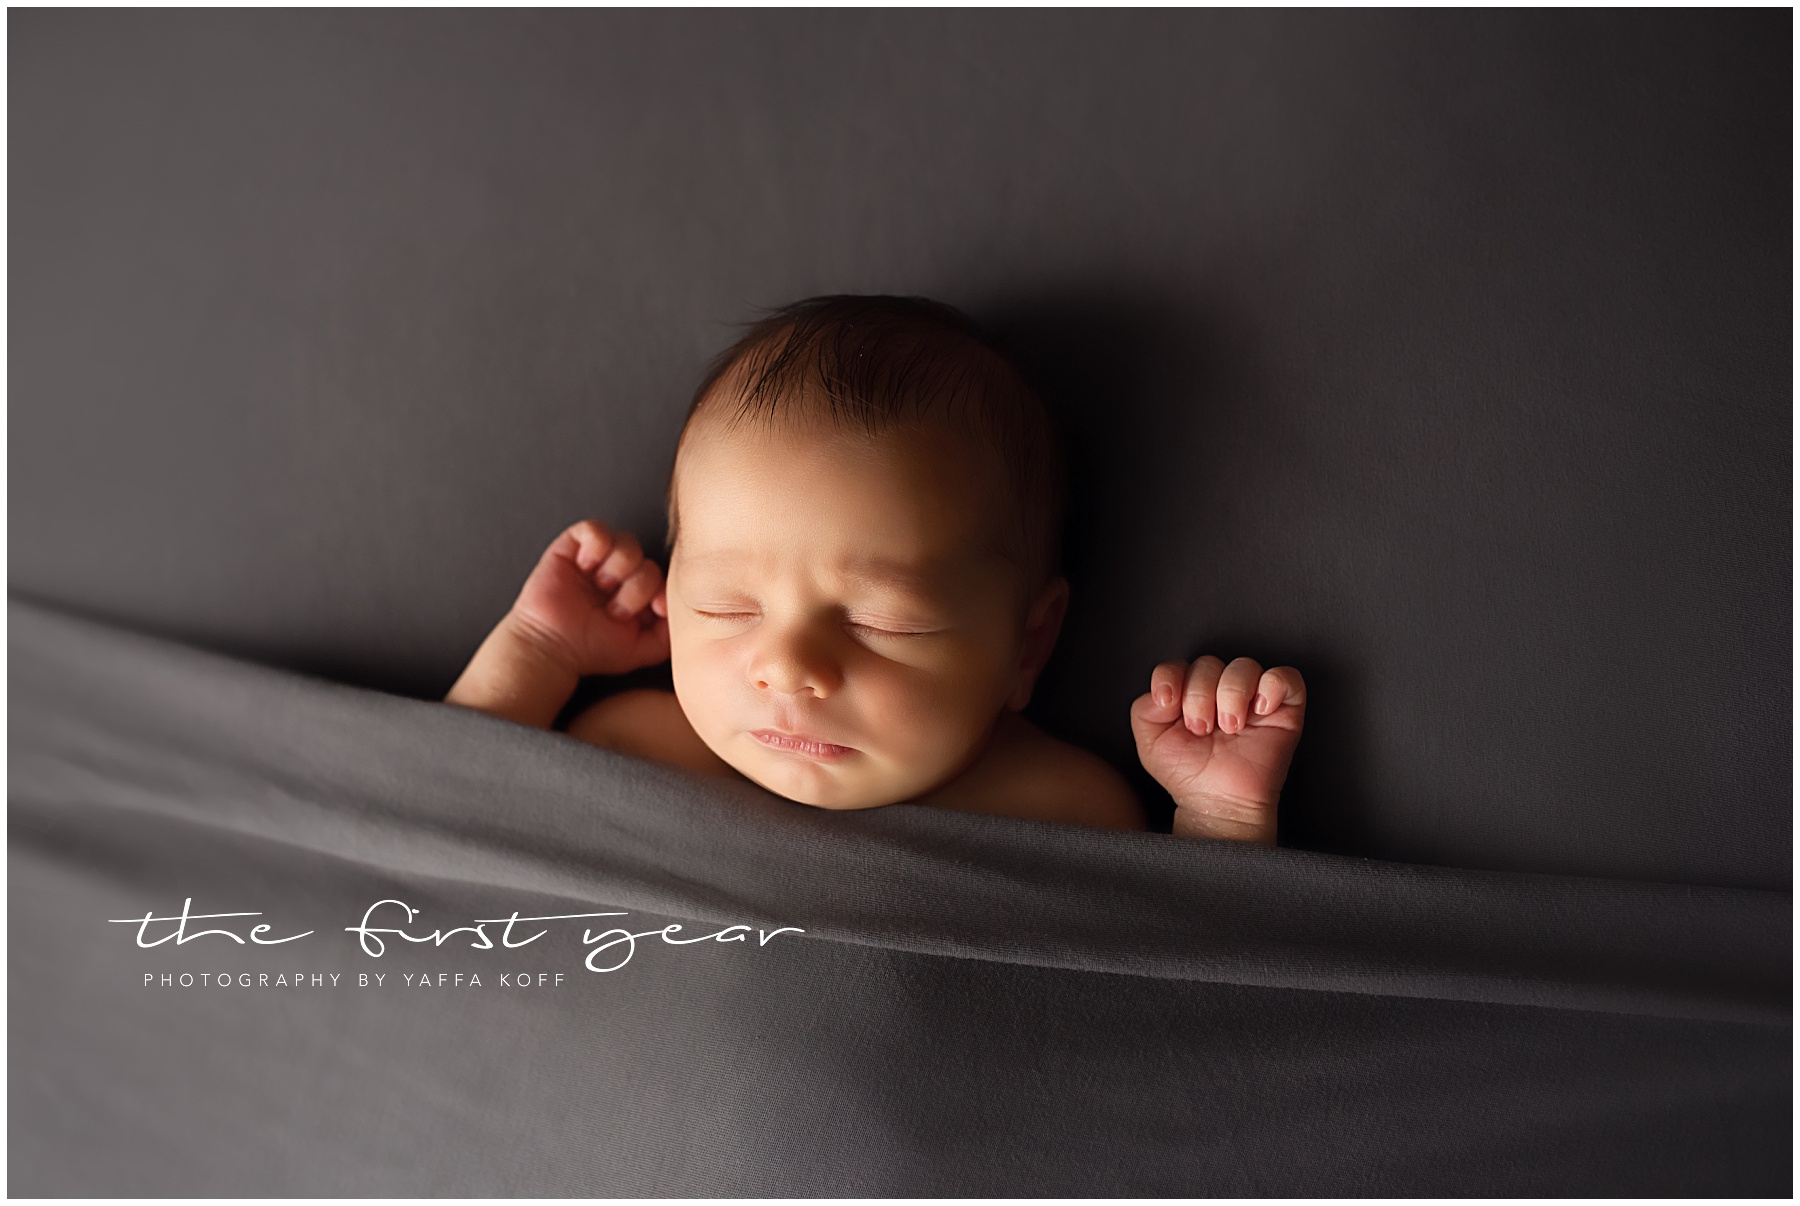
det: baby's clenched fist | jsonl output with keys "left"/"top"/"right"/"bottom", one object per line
{"left": 504, "top": 519, "right": 670, "bottom": 678}
{"left": 1129, "top": 655, "right": 1306, "bottom": 845}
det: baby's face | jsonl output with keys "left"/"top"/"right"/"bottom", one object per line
{"left": 665, "top": 418, "right": 1035, "bottom": 809}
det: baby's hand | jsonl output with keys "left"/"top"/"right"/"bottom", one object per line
{"left": 1129, "top": 656, "right": 1306, "bottom": 846}
{"left": 504, "top": 519, "right": 670, "bottom": 678}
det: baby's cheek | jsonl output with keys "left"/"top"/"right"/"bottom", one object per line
{"left": 667, "top": 642, "right": 736, "bottom": 742}
{"left": 858, "top": 682, "right": 945, "bottom": 760}
{"left": 863, "top": 657, "right": 1001, "bottom": 763}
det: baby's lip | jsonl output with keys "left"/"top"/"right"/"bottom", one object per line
{"left": 750, "top": 729, "right": 855, "bottom": 760}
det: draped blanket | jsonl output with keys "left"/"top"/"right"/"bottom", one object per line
{"left": 9, "top": 599, "right": 1789, "bottom": 1195}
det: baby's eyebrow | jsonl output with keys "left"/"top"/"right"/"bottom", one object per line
{"left": 679, "top": 550, "right": 956, "bottom": 599}
{"left": 837, "top": 557, "right": 951, "bottom": 596}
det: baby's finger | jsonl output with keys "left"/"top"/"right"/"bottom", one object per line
{"left": 594, "top": 530, "right": 644, "bottom": 590}
{"left": 649, "top": 587, "right": 668, "bottom": 619}
{"left": 1214, "top": 657, "right": 1264, "bottom": 734}
{"left": 1251, "top": 665, "right": 1308, "bottom": 719}
{"left": 1181, "top": 655, "right": 1226, "bottom": 736}
{"left": 1145, "top": 660, "right": 1188, "bottom": 722}
{"left": 1129, "top": 688, "right": 1181, "bottom": 765}
{"left": 563, "top": 519, "right": 616, "bottom": 574}
{"left": 607, "top": 559, "right": 663, "bottom": 620}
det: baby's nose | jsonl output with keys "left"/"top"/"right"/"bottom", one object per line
{"left": 748, "top": 625, "right": 844, "bottom": 698}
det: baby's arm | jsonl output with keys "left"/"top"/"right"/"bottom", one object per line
{"left": 446, "top": 520, "right": 669, "bottom": 728}
{"left": 1129, "top": 656, "right": 1306, "bottom": 846}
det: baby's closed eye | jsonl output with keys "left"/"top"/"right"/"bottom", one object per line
{"left": 847, "top": 621, "right": 935, "bottom": 639}
{"left": 688, "top": 603, "right": 941, "bottom": 638}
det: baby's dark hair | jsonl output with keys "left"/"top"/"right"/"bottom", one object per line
{"left": 665, "top": 294, "right": 1067, "bottom": 599}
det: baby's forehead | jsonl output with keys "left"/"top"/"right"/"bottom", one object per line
{"left": 671, "top": 406, "right": 1021, "bottom": 578}
{"left": 675, "top": 450, "right": 1010, "bottom": 581}
{"left": 691, "top": 417, "right": 1007, "bottom": 518}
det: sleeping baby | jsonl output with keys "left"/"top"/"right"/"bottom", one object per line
{"left": 447, "top": 295, "right": 1305, "bottom": 843}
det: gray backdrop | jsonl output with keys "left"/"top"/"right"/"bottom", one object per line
{"left": 10, "top": 10, "right": 1790, "bottom": 884}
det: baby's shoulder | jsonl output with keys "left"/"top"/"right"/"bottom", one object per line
{"left": 1021, "top": 729, "right": 1148, "bottom": 832}
{"left": 565, "top": 689, "right": 735, "bottom": 779}
{"left": 942, "top": 714, "right": 1147, "bottom": 832}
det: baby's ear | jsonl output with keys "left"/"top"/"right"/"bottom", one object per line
{"left": 1008, "top": 576, "right": 1071, "bottom": 711}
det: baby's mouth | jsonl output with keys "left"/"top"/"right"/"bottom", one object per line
{"left": 749, "top": 729, "right": 855, "bottom": 761}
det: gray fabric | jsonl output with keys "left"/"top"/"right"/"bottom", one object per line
{"left": 8, "top": 10, "right": 1790, "bottom": 885}
{"left": 9, "top": 600, "right": 1791, "bottom": 1194}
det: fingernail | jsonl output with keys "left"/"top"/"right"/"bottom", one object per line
{"left": 1254, "top": 693, "right": 1270, "bottom": 715}
{"left": 608, "top": 600, "right": 632, "bottom": 619}
{"left": 597, "top": 574, "right": 620, "bottom": 591}
{"left": 1155, "top": 684, "right": 1175, "bottom": 709}
{"left": 1221, "top": 713, "right": 1235, "bottom": 734}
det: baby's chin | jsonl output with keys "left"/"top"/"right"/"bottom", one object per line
{"left": 724, "top": 739, "right": 931, "bottom": 811}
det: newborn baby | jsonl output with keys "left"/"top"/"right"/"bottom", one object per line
{"left": 448, "top": 295, "right": 1305, "bottom": 843}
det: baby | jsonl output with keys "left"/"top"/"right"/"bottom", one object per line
{"left": 447, "top": 295, "right": 1305, "bottom": 843}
